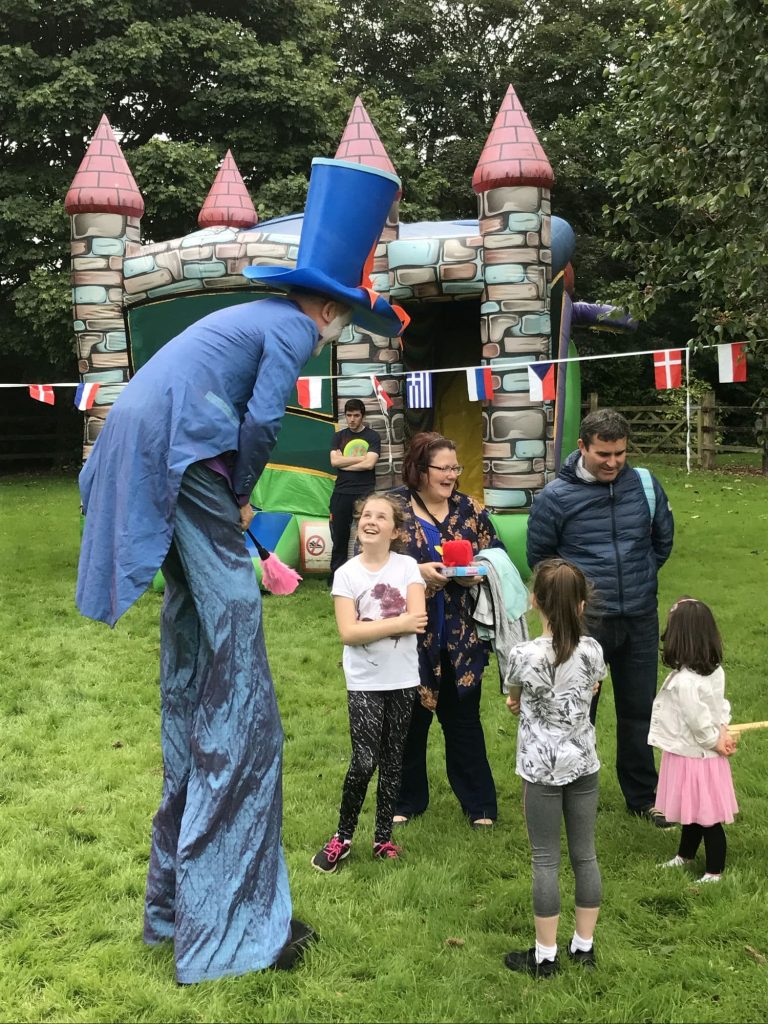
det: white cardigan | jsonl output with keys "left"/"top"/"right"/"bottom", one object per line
{"left": 648, "top": 666, "right": 731, "bottom": 759}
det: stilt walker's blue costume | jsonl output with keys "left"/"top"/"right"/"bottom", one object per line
{"left": 76, "top": 158, "right": 408, "bottom": 983}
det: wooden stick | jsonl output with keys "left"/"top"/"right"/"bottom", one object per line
{"left": 728, "top": 721, "right": 768, "bottom": 736}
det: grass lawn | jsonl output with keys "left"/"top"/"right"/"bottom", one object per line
{"left": 1, "top": 460, "right": 767, "bottom": 1023}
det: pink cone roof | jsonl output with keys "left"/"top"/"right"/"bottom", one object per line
{"left": 472, "top": 85, "right": 553, "bottom": 192}
{"left": 65, "top": 115, "right": 144, "bottom": 216}
{"left": 198, "top": 150, "right": 257, "bottom": 229}
{"left": 335, "top": 97, "right": 401, "bottom": 197}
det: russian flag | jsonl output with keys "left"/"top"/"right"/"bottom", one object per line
{"left": 296, "top": 376, "right": 323, "bottom": 409}
{"left": 717, "top": 343, "right": 747, "bottom": 383}
{"left": 74, "top": 382, "right": 100, "bottom": 410}
{"left": 466, "top": 366, "right": 494, "bottom": 401}
{"left": 527, "top": 362, "right": 556, "bottom": 402}
{"left": 29, "top": 384, "right": 55, "bottom": 405}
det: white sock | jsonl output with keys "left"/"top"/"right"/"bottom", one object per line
{"left": 535, "top": 941, "right": 558, "bottom": 964}
{"left": 570, "top": 931, "right": 593, "bottom": 954}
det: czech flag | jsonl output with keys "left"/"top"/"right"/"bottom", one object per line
{"left": 29, "top": 384, "right": 55, "bottom": 405}
{"left": 717, "top": 343, "right": 747, "bottom": 383}
{"left": 527, "top": 362, "right": 556, "bottom": 402}
{"left": 653, "top": 349, "right": 683, "bottom": 390}
{"left": 296, "top": 376, "right": 323, "bottom": 409}
{"left": 466, "top": 366, "right": 494, "bottom": 401}
{"left": 371, "top": 374, "right": 393, "bottom": 412}
{"left": 74, "top": 382, "right": 100, "bottom": 410}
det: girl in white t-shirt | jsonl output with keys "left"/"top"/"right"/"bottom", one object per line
{"left": 312, "top": 495, "right": 427, "bottom": 872}
{"left": 502, "top": 558, "right": 606, "bottom": 978}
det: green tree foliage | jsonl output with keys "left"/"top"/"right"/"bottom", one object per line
{"left": 605, "top": 0, "right": 768, "bottom": 358}
{"left": 333, "top": 0, "right": 645, "bottom": 223}
{"left": 0, "top": 0, "right": 349, "bottom": 376}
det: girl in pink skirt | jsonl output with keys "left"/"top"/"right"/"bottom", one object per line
{"left": 648, "top": 598, "right": 738, "bottom": 883}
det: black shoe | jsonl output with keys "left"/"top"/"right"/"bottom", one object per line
{"left": 631, "top": 805, "right": 676, "bottom": 830}
{"left": 567, "top": 945, "right": 596, "bottom": 969}
{"left": 503, "top": 947, "right": 560, "bottom": 978}
{"left": 272, "top": 919, "right": 317, "bottom": 971}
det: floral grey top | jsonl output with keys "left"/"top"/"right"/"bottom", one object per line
{"left": 504, "top": 636, "right": 607, "bottom": 786}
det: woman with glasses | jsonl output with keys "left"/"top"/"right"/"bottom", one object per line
{"left": 388, "top": 432, "right": 500, "bottom": 829}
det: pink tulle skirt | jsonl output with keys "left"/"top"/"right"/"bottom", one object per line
{"left": 655, "top": 751, "right": 738, "bottom": 826}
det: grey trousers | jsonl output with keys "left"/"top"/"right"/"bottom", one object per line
{"left": 522, "top": 771, "right": 601, "bottom": 918}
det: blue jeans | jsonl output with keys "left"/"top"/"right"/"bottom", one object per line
{"left": 590, "top": 613, "right": 660, "bottom": 811}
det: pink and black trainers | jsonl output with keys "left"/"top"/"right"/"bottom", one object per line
{"left": 372, "top": 840, "right": 402, "bottom": 860}
{"left": 311, "top": 834, "right": 351, "bottom": 873}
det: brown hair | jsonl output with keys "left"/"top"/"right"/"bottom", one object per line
{"left": 401, "top": 432, "right": 457, "bottom": 490}
{"left": 579, "top": 408, "right": 630, "bottom": 447}
{"left": 354, "top": 493, "right": 406, "bottom": 553}
{"left": 532, "top": 559, "right": 591, "bottom": 666}
{"left": 662, "top": 597, "right": 722, "bottom": 676}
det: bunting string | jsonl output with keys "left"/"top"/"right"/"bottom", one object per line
{"left": 0, "top": 339, "right": 757, "bottom": 391}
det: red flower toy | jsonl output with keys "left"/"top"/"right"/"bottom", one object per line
{"left": 442, "top": 539, "right": 474, "bottom": 567}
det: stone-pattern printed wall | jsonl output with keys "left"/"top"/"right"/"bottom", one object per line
{"left": 478, "top": 185, "right": 553, "bottom": 510}
{"left": 335, "top": 210, "right": 404, "bottom": 491}
{"left": 71, "top": 211, "right": 141, "bottom": 458}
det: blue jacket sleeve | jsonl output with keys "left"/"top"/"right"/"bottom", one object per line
{"left": 232, "top": 319, "right": 317, "bottom": 496}
{"left": 651, "top": 476, "right": 674, "bottom": 569}
{"left": 526, "top": 487, "right": 561, "bottom": 571}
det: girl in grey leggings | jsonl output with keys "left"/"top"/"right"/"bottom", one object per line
{"left": 503, "top": 559, "right": 607, "bottom": 977}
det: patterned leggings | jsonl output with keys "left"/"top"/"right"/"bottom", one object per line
{"left": 338, "top": 688, "right": 417, "bottom": 844}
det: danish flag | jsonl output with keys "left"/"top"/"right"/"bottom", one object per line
{"left": 653, "top": 349, "right": 683, "bottom": 390}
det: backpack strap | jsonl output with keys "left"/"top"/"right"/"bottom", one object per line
{"left": 634, "top": 467, "right": 656, "bottom": 521}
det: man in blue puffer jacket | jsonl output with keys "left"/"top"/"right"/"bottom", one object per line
{"left": 527, "top": 409, "right": 674, "bottom": 826}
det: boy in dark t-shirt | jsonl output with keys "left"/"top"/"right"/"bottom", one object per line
{"left": 329, "top": 399, "right": 381, "bottom": 582}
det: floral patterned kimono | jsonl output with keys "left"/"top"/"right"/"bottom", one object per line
{"left": 389, "top": 487, "right": 501, "bottom": 708}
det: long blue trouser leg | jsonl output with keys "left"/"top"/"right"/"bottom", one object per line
{"left": 143, "top": 463, "right": 292, "bottom": 983}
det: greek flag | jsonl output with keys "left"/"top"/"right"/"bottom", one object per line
{"left": 406, "top": 371, "right": 433, "bottom": 409}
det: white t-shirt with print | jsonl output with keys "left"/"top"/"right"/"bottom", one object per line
{"left": 332, "top": 551, "right": 425, "bottom": 691}
{"left": 505, "top": 636, "right": 607, "bottom": 786}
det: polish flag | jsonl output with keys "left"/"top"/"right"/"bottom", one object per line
{"left": 74, "top": 382, "right": 100, "bottom": 410}
{"left": 653, "top": 349, "right": 683, "bottom": 390}
{"left": 371, "top": 375, "right": 393, "bottom": 412}
{"left": 296, "top": 376, "right": 323, "bottom": 409}
{"left": 29, "top": 384, "right": 55, "bottom": 405}
{"left": 527, "top": 362, "right": 557, "bottom": 402}
{"left": 466, "top": 366, "right": 494, "bottom": 401}
{"left": 717, "top": 343, "right": 747, "bottom": 383}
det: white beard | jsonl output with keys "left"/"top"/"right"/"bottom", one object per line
{"left": 312, "top": 312, "right": 353, "bottom": 356}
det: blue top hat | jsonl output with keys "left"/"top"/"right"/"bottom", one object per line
{"left": 243, "top": 158, "right": 408, "bottom": 337}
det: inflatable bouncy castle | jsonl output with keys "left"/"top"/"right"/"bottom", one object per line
{"left": 65, "top": 86, "right": 630, "bottom": 578}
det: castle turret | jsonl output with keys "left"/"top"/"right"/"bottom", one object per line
{"left": 198, "top": 150, "right": 258, "bottom": 229}
{"left": 65, "top": 115, "right": 144, "bottom": 458}
{"left": 333, "top": 98, "right": 403, "bottom": 488}
{"left": 473, "top": 85, "right": 554, "bottom": 510}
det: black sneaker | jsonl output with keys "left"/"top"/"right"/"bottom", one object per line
{"left": 631, "top": 806, "right": 676, "bottom": 830}
{"left": 503, "top": 947, "right": 560, "bottom": 978}
{"left": 567, "top": 945, "right": 596, "bottom": 969}
{"left": 311, "top": 834, "right": 351, "bottom": 873}
{"left": 272, "top": 919, "right": 317, "bottom": 970}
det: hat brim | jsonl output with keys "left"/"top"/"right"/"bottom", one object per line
{"left": 243, "top": 265, "right": 405, "bottom": 337}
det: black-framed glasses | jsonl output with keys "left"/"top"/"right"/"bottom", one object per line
{"left": 428, "top": 463, "right": 463, "bottom": 475}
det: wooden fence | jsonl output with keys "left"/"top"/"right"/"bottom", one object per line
{"left": 585, "top": 391, "right": 768, "bottom": 473}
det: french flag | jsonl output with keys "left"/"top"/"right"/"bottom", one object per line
{"left": 29, "top": 384, "right": 55, "bottom": 405}
{"left": 296, "top": 376, "right": 323, "bottom": 409}
{"left": 653, "top": 349, "right": 683, "bottom": 390}
{"left": 717, "top": 343, "right": 747, "bottom": 383}
{"left": 74, "top": 382, "right": 100, "bottom": 410}
{"left": 466, "top": 366, "right": 494, "bottom": 401}
{"left": 527, "top": 362, "right": 556, "bottom": 402}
